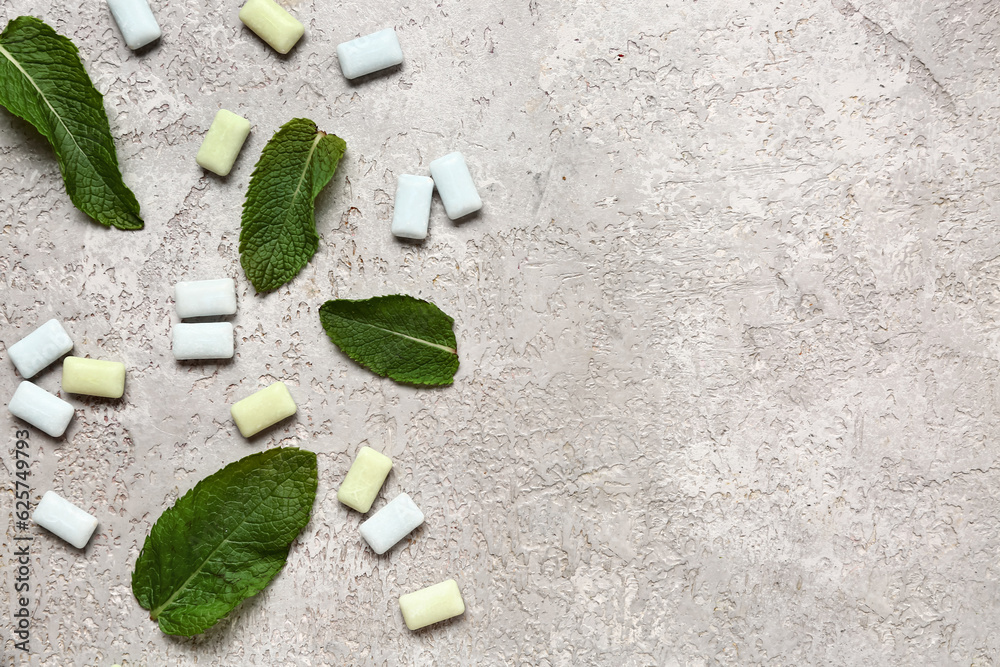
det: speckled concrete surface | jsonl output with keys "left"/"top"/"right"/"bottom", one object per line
{"left": 1, "top": 0, "right": 999, "bottom": 665}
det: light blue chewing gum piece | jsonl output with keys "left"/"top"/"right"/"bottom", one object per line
{"left": 8, "top": 319, "right": 74, "bottom": 379}
{"left": 174, "top": 279, "right": 237, "bottom": 319}
{"left": 8, "top": 381, "right": 74, "bottom": 438}
{"left": 172, "top": 323, "right": 234, "bottom": 360}
{"left": 337, "top": 28, "right": 403, "bottom": 79}
{"left": 33, "top": 491, "right": 99, "bottom": 549}
{"left": 359, "top": 493, "right": 425, "bottom": 555}
{"left": 429, "top": 152, "right": 482, "bottom": 220}
{"left": 106, "top": 0, "right": 162, "bottom": 50}
{"left": 391, "top": 175, "right": 434, "bottom": 240}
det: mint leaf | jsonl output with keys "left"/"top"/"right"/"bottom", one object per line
{"left": 319, "top": 295, "right": 459, "bottom": 386}
{"left": 131, "top": 447, "right": 318, "bottom": 636}
{"left": 240, "top": 118, "right": 346, "bottom": 292}
{"left": 0, "top": 16, "right": 143, "bottom": 230}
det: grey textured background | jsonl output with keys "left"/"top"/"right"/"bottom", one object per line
{"left": 1, "top": 0, "right": 999, "bottom": 664}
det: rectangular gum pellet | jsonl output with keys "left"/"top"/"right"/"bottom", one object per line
{"left": 196, "top": 110, "right": 251, "bottom": 177}
{"left": 239, "top": 0, "right": 304, "bottom": 54}
{"left": 359, "top": 493, "right": 424, "bottom": 554}
{"left": 32, "top": 491, "right": 99, "bottom": 549}
{"left": 337, "top": 28, "right": 404, "bottom": 79}
{"left": 231, "top": 381, "right": 297, "bottom": 437}
{"left": 172, "top": 322, "right": 234, "bottom": 360}
{"left": 391, "top": 175, "right": 434, "bottom": 240}
{"left": 174, "top": 279, "right": 237, "bottom": 319}
{"left": 337, "top": 446, "right": 392, "bottom": 513}
{"left": 8, "top": 319, "right": 74, "bottom": 379}
{"left": 429, "top": 152, "right": 482, "bottom": 220}
{"left": 398, "top": 579, "right": 465, "bottom": 630}
{"left": 106, "top": 0, "right": 161, "bottom": 50}
{"left": 8, "top": 381, "right": 74, "bottom": 438}
{"left": 62, "top": 357, "right": 126, "bottom": 399}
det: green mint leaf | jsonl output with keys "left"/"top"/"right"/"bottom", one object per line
{"left": 131, "top": 447, "right": 318, "bottom": 636}
{"left": 319, "top": 295, "right": 459, "bottom": 386}
{"left": 240, "top": 118, "right": 346, "bottom": 292}
{"left": 0, "top": 16, "right": 143, "bottom": 230}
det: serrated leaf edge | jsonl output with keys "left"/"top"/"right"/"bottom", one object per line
{"left": 319, "top": 296, "right": 459, "bottom": 386}
{"left": 0, "top": 23, "right": 141, "bottom": 230}
{"left": 253, "top": 129, "right": 324, "bottom": 285}
{"left": 144, "top": 449, "right": 316, "bottom": 627}
{"left": 240, "top": 119, "right": 345, "bottom": 292}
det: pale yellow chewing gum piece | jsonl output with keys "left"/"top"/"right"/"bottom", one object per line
{"left": 62, "top": 357, "right": 126, "bottom": 398}
{"left": 230, "top": 381, "right": 297, "bottom": 437}
{"left": 239, "top": 0, "right": 304, "bottom": 55}
{"left": 337, "top": 446, "right": 392, "bottom": 513}
{"left": 196, "top": 109, "right": 251, "bottom": 177}
{"left": 399, "top": 579, "right": 466, "bottom": 631}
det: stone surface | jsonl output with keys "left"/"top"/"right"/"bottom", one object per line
{"left": 1, "top": 0, "right": 999, "bottom": 664}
